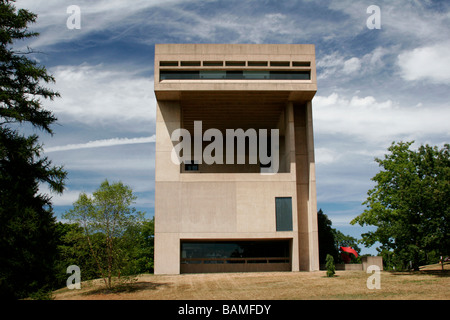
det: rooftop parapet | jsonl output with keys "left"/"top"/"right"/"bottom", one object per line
{"left": 154, "top": 44, "right": 317, "bottom": 101}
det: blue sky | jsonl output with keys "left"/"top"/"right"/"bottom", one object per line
{"left": 15, "top": 0, "right": 450, "bottom": 255}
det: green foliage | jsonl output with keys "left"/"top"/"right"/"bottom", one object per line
{"left": 317, "top": 209, "right": 339, "bottom": 264}
{"left": 351, "top": 141, "right": 450, "bottom": 270}
{"left": 54, "top": 222, "right": 104, "bottom": 287}
{"left": 0, "top": 0, "right": 65, "bottom": 299}
{"left": 120, "top": 218, "right": 155, "bottom": 275}
{"left": 317, "top": 209, "right": 361, "bottom": 264}
{"left": 63, "top": 180, "right": 147, "bottom": 289}
{"left": 325, "top": 254, "right": 335, "bottom": 277}
{"left": 0, "top": 0, "right": 60, "bottom": 133}
{"left": 54, "top": 218, "right": 155, "bottom": 289}
{"left": 334, "top": 230, "right": 361, "bottom": 264}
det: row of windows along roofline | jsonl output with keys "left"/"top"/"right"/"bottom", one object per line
{"left": 159, "top": 61, "right": 311, "bottom": 67}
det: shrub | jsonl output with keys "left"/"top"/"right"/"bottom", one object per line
{"left": 326, "top": 254, "right": 335, "bottom": 277}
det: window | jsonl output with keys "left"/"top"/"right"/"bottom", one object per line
{"left": 269, "top": 71, "right": 310, "bottom": 80}
{"left": 275, "top": 197, "right": 293, "bottom": 231}
{"left": 181, "top": 240, "right": 290, "bottom": 261}
{"left": 160, "top": 71, "right": 200, "bottom": 80}
{"left": 184, "top": 160, "right": 199, "bottom": 171}
{"left": 160, "top": 70, "right": 310, "bottom": 80}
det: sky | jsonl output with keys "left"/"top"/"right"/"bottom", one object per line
{"left": 14, "top": 0, "right": 450, "bottom": 255}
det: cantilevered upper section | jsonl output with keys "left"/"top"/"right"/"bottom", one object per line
{"left": 154, "top": 44, "right": 317, "bottom": 102}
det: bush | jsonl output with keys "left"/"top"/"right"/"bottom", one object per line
{"left": 326, "top": 254, "right": 335, "bottom": 277}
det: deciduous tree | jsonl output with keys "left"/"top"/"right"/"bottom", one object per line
{"left": 63, "top": 180, "right": 145, "bottom": 289}
{"left": 351, "top": 141, "right": 449, "bottom": 270}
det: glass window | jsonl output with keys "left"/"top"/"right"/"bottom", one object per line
{"left": 270, "top": 71, "right": 310, "bottom": 80}
{"left": 160, "top": 70, "right": 310, "bottom": 80}
{"left": 160, "top": 71, "right": 200, "bottom": 80}
{"left": 243, "top": 71, "right": 270, "bottom": 79}
{"left": 180, "top": 240, "right": 290, "bottom": 260}
{"left": 184, "top": 160, "right": 199, "bottom": 171}
{"left": 276, "top": 197, "right": 293, "bottom": 231}
{"left": 199, "top": 70, "right": 226, "bottom": 79}
{"left": 226, "top": 70, "right": 244, "bottom": 79}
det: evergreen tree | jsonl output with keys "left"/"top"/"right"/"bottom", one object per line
{"left": 317, "top": 209, "right": 339, "bottom": 264}
{"left": 0, "top": 0, "right": 66, "bottom": 298}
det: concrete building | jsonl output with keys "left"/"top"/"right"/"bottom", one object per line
{"left": 154, "top": 44, "right": 319, "bottom": 274}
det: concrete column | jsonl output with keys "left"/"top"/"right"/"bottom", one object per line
{"left": 155, "top": 100, "right": 181, "bottom": 274}
{"left": 306, "top": 101, "right": 320, "bottom": 271}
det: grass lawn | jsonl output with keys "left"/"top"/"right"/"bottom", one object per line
{"left": 53, "top": 263, "right": 449, "bottom": 300}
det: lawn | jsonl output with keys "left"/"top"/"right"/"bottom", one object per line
{"left": 53, "top": 263, "right": 449, "bottom": 300}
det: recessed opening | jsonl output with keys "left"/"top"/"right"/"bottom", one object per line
{"left": 181, "top": 61, "right": 201, "bottom": 67}
{"left": 160, "top": 61, "right": 178, "bottom": 67}
{"left": 270, "top": 61, "right": 290, "bottom": 67}
{"left": 292, "top": 61, "right": 310, "bottom": 67}
{"left": 248, "top": 61, "right": 268, "bottom": 67}
{"left": 225, "top": 61, "right": 246, "bottom": 66}
{"left": 180, "top": 239, "right": 291, "bottom": 273}
{"left": 203, "top": 61, "right": 223, "bottom": 66}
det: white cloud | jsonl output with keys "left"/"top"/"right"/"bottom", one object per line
{"left": 45, "top": 135, "right": 155, "bottom": 153}
{"left": 397, "top": 42, "right": 450, "bottom": 84}
{"left": 317, "top": 47, "right": 391, "bottom": 79}
{"left": 46, "top": 188, "right": 89, "bottom": 206}
{"left": 342, "top": 57, "right": 361, "bottom": 74}
{"left": 315, "top": 147, "right": 341, "bottom": 165}
{"left": 329, "top": 1, "right": 450, "bottom": 44}
{"left": 45, "top": 64, "right": 155, "bottom": 129}
{"left": 313, "top": 92, "right": 450, "bottom": 143}
{"left": 15, "top": 0, "right": 182, "bottom": 48}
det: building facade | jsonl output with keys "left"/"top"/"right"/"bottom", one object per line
{"left": 154, "top": 44, "right": 319, "bottom": 274}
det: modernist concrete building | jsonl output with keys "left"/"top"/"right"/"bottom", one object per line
{"left": 154, "top": 44, "right": 319, "bottom": 274}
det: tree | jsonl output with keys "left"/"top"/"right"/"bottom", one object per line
{"left": 120, "top": 218, "right": 155, "bottom": 275}
{"left": 351, "top": 141, "right": 450, "bottom": 271}
{"left": 317, "top": 209, "right": 361, "bottom": 264}
{"left": 334, "top": 230, "right": 361, "bottom": 263}
{"left": 317, "top": 209, "right": 339, "bottom": 264}
{"left": 0, "top": 0, "right": 66, "bottom": 298}
{"left": 54, "top": 222, "right": 104, "bottom": 287}
{"left": 63, "top": 180, "right": 145, "bottom": 289}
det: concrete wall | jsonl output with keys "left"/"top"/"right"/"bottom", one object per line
{"left": 362, "top": 256, "right": 384, "bottom": 271}
{"left": 154, "top": 44, "right": 319, "bottom": 274}
{"left": 320, "top": 257, "right": 384, "bottom": 272}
